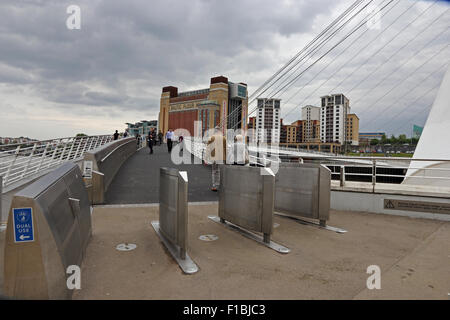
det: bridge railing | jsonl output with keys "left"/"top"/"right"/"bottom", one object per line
{"left": 0, "top": 135, "right": 114, "bottom": 191}
{"left": 184, "top": 137, "right": 450, "bottom": 188}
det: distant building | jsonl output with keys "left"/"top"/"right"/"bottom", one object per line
{"left": 126, "top": 120, "right": 158, "bottom": 137}
{"left": 280, "top": 119, "right": 303, "bottom": 145}
{"left": 320, "top": 94, "right": 350, "bottom": 144}
{"left": 248, "top": 116, "right": 256, "bottom": 130}
{"left": 159, "top": 76, "right": 248, "bottom": 136}
{"left": 302, "top": 105, "right": 321, "bottom": 143}
{"left": 346, "top": 114, "right": 359, "bottom": 146}
{"left": 256, "top": 98, "right": 281, "bottom": 144}
{"left": 359, "top": 132, "right": 385, "bottom": 140}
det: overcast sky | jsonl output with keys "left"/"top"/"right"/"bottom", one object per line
{"left": 0, "top": 0, "right": 448, "bottom": 140}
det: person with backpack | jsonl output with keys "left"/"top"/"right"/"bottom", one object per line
{"left": 148, "top": 129, "right": 156, "bottom": 154}
{"left": 158, "top": 131, "right": 163, "bottom": 146}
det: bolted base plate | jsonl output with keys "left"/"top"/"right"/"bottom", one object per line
{"left": 151, "top": 221, "right": 199, "bottom": 274}
{"left": 274, "top": 212, "right": 347, "bottom": 234}
{"left": 208, "top": 216, "right": 290, "bottom": 254}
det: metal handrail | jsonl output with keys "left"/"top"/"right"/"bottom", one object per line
{"left": 184, "top": 137, "right": 450, "bottom": 187}
{"left": 0, "top": 135, "right": 115, "bottom": 190}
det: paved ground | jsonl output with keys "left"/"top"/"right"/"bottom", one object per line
{"left": 105, "top": 143, "right": 218, "bottom": 204}
{"left": 73, "top": 204, "right": 450, "bottom": 300}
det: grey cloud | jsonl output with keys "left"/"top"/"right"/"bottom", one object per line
{"left": 0, "top": 0, "right": 448, "bottom": 139}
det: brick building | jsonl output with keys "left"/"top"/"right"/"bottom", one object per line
{"left": 159, "top": 76, "right": 248, "bottom": 137}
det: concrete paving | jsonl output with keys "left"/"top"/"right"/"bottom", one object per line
{"left": 73, "top": 203, "right": 450, "bottom": 300}
{"left": 105, "top": 143, "right": 218, "bottom": 204}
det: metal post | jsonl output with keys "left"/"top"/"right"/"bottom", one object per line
{"left": 263, "top": 233, "right": 270, "bottom": 244}
{"left": 0, "top": 175, "right": 3, "bottom": 225}
{"left": 36, "top": 142, "right": 50, "bottom": 174}
{"left": 47, "top": 142, "right": 59, "bottom": 169}
{"left": 3, "top": 145, "right": 21, "bottom": 184}
{"left": 67, "top": 137, "right": 76, "bottom": 161}
{"left": 87, "top": 136, "right": 95, "bottom": 152}
{"left": 340, "top": 165, "right": 345, "bottom": 187}
{"left": 21, "top": 143, "right": 37, "bottom": 179}
{"left": 92, "top": 170, "right": 105, "bottom": 204}
{"left": 58, "top": 142, "right": 68, "bottom": 164}
{"left": 372, "top": 159, "right": 376, "bottom": 192}
{"left": 73, "top": 137, "right": 83, "bottom": 160}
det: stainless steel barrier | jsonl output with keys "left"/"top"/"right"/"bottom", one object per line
{"left": 83, "top": 137, "right": 136, "bottom": 204}
{"left": 274, "top": 163, "right": 346, "bottom": 233}
{"left": 151, "top": 167, "right": 198, "bottom": 274}
{"left": 209, "top": 165, "right": 289, "bottom": 253}
{"left": 3, "top": 162, "right": 92, "bottom": 299}
{"left": 0, "top": 175, "right": 3, "bottom": 226}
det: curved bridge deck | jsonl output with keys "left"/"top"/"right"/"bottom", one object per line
{"left": 105, "top": 143, "right": 218, "bottom": 204}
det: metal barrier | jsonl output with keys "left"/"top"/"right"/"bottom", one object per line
{"left": 0, "top": 175, "right": 4, "bottom": 228}
{"left": 275, "top": 163, "right": 330, "bottom": 222}
{"left": 3, "top": 162, "right": 91, "bottom": 299}
{"left": 185, "top": 137, "right": 450, "bottom": 188}
{"left": 83, "top": 137, "right": 137, "bottom": 204}
{"left": 273, "top": 163, "right": 345, "bottom": 233}
{"left": 151, "top": 167, "right": 198, "bottom": 274}
{"left": 0, "top": 135, "right": 114, "bottom": 191}
{"left": 209, "top": 165, "right": 289, "bottom": 253}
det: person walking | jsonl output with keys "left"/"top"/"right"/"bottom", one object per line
{"left": 113, "top": 130, "right": 119, "bottom": 140}
{"left": 123, "top": 131, "right": 128, "bottom": 138}
{"left": 166, "top": 129, "right": 174, "bottom": 153}
{"left": 178, "top": 135, "right": 184, "bottom": 152}
{"left": 148, "top": 129, "right": 155, "bottom": 154}
{"left": 135, "top": 133, "right": 140, "bottom": 148}
{"left": 205, "top": 128, "right": 227, "bottom": 192}
{"left": 158, "top": 131, "right": 163, "bottom": 146}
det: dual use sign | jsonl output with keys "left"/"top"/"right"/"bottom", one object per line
{"left": 12, "top": 208, "right": 34, "bottom": 243}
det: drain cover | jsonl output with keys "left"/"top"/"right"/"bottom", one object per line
{"left": 116, "top": 243, "right": 137, "bottom": 251}
{"left": 199, "top": 234, "right": 218, "bottom": 242}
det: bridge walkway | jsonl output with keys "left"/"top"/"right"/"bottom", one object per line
{"left": 105, "top": 143, "right": 218, "bottom": 204}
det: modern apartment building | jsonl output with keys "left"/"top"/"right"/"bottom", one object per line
{"left": 280, "top": 119, "right": 303, "bottom": 145}
{"left": 320, "top": 94, "right": 350, "bottom": 144}
{"left": 301, "top": 105, "right": 321, "bottom": 143}
{"left": 256, "top": 98, "right": 281, "bottom": 144}
{"left": 346, "top": 113, "right": 359, "bottom": 146}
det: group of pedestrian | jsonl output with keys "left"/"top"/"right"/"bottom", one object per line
{"left": 113, "top": 127, "right": 247, "bottom": 192}
{"left": 205, "top": 128, "right": 249, "bottom": 192}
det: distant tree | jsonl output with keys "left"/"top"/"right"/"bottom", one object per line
{"left": 76, "top": 133, "right": 87, "bottom": 137}
{"left": 390, "top": 134, "right": 398, "bottom": 145}
{"left": 370, "top": 139, "right": 379, "bottom": 146}
{"left": 381, "top": 134, "right": 387, "bottom": 144}
{"left": 398, "top": 134, "right": 407, "bottom": 144}
{"left": 411, "top": 137, "right": 419, "bottom": 145}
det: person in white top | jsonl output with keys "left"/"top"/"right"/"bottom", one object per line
{"left": 165, "top": 129, "right": 174, "bottom": 153}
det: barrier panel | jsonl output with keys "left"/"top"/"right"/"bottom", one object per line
{"left": 209, "top": 165, "right": 289, "bottom": 253}
{"left": 151, "top": 167, "right": 198, "bottom": 274}
{"left": 82, "top": 137, "right": 136, "bottom": 204}
{"left": 274, "top": 163, "right": 346, "bottom": 233}
{"left": 3, "top": 162, "right": 91, "bottom": 299}
{"left": 0, "top": 175, "right": 3, "bottom": 226}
